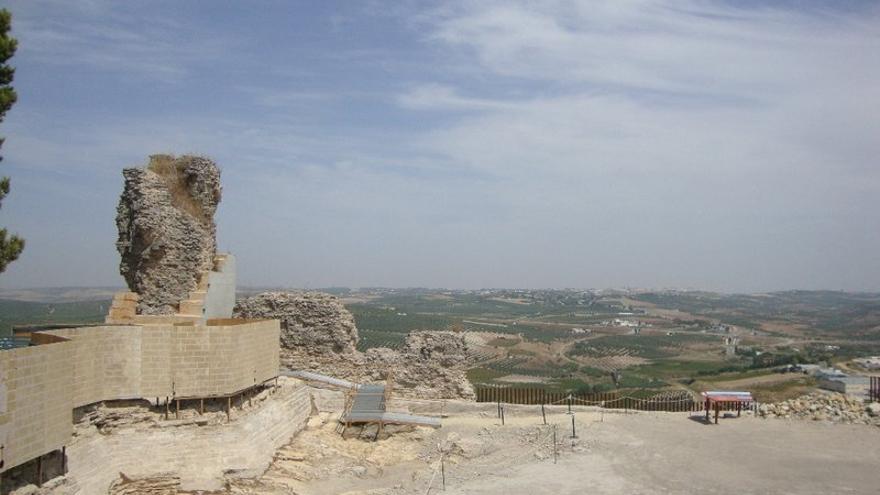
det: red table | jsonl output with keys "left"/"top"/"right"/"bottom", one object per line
{"left": 701, "top": 392, "right": 753, "bottom": 424}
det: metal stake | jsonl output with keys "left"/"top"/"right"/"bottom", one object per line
{"left": 553, "top": 425, "right": 558, "bottom": 464}
{"left": 441, "top": 454, "right": 446, "bottom": 490}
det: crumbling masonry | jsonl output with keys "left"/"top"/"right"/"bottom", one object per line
{"left": 0, "top": 155, "right": 280, "bottom": 479}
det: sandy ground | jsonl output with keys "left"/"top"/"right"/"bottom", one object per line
{"left": 8, "top": 389, "right": 878, "bottom": 494}
{"left": 231, "top": 401, "right": 880, "bottom": 495}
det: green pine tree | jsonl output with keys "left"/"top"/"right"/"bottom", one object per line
{"left": 0, "top": 8, "right": 23, "bottom": 274}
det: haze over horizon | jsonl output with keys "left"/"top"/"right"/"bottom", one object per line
{"left": 0, "top": 1, "right": 877, "bottom": 293}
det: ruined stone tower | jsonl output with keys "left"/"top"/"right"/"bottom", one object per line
{"left": 115, "top": 154, "right": 222, "bottom": 315}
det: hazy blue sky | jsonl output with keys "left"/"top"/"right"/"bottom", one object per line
{"left": 0, "top": 0, "right": 877, "bottom": 292}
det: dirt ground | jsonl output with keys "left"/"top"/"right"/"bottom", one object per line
{"left": 230, "top": 401, "right": 880, "bottom": 495}
{"left": 8, "top": 388, "right": 878, "bottom": 494}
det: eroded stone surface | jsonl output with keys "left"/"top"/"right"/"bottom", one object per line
{"left": 115, "top": 155, "right": 221, "bottom": 314}
{"left": 233, "top": 291, "right": 359, "bottom": 354}
{"left": 234, "top": 292, "right": 474, "bottom": 399}
{"left": 108, "top": 473, "right": 181, "bottom": 495}
{"left": 366, "top": 331, "right": 475, "bottom": 399}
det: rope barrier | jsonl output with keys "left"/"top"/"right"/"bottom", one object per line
{"left": 568, "top": 395, "right": 699, "bottom": 405}
{"left": 482, "top": 389, "right": 704, "bottom": 408}
{"left": 423, "top": 457, "right": 442, "bottom": 495}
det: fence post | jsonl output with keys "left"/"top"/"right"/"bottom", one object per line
{"left": 541, "top": 403, "right": 547, "bottom": 425}
{"left": 441, "top": 453, "right": 446, "bottom": 490}
{"left": 501, "top": 405, "right": 505, "bottom": 426}
{"left": 567, "top": 394, "right": 572, "bottom": 414}
{"left": 553, "top": 425, "right": 558, "bottom": 464}
{"left": 570, "top": 414, "right": 577, "bottom": 439}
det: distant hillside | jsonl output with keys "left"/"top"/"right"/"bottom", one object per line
{"left": 0, "top": 287, "right": 122, "bottom": 303}
{"left": 630, "top": 290, "right": 880, "bottom": 336}
{"left": 0, "top": 298, "right": 110, "bottom": 336}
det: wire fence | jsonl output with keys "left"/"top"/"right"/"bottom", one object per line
{"left": 475, "top": 385, "right": 754, "bottom": 413}
{"left": 425, "top": 385, "right": 760, "bottom": 493}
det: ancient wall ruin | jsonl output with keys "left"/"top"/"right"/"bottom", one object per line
{"left": 116, "top": 155, "right": 222, "bottom": 315}
{"left": 235, "top": 291, "right": 475, "bottom": 399}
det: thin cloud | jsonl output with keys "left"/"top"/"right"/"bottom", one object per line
{"left": 10, "top": 1, "right": 233, "bottom": 82}
{"left": 0, "top": 1, "right": 878, "bottom": 291}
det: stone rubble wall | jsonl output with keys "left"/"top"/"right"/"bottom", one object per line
{"left": 234, "top": 292, "right": 358, "bottom": 355}
{"left": 116, "top": 155, "right": 221, "bottom": 315}
{"left": 234, "top": 292, "right": 475, "bottom": 400}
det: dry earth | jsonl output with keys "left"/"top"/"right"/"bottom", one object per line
{"left": 10, "top": 388, "right": 880, "bottom": 494}
{"left": 230, "top": 399, "right": 880, "bottom": 495}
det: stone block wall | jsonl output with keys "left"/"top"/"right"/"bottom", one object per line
{"left": 0, "top": 341, "right": 74, "bottom": 475}
{"left": 0, "top": 319, "right": 281, "bottom": 474}
{"left": 167, "top": 320, "right": 280, "bottom": 398}
{"left": 43, "top": 326, "right": 145, "bottom": 406}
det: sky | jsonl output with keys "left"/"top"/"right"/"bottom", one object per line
{"left": 0, "top": 0, "right": 878, "bottom": 292}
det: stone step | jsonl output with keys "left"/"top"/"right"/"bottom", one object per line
{"left": 188, "top": 290, "right": 207, "bottom": 302}
{"left": 113, "top": 291, "right": 139, "bottom": 302}
{"left": 110, "top": 299, "right": 138, "bottom": 312}
{"left": 106, "top": 307, "right": 135, "bottom": 322}
{"left": 178, "top": 299, "right": 205, "bottom": 316}
{"left": 213, "top": 259, "right": 226, "bottom": 271}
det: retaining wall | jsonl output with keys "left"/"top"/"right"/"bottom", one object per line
{"left": 0, "top": 341, "right": 73, "bottom": 475}
{"left": 0, "top": 319, "right": 281, "bottom": 474}
{"left": 67, "top": 381, "right": 311, "bottom": 493}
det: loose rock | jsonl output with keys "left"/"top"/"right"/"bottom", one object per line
{"left": 758, "top": 392, "right": 880, "bottom": 426}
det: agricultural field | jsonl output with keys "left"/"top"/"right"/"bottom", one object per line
{"left": 343, "top": 288, "right": 880, "bottom": 398}
{"left": 3, "top": 287, "right": 878, "bottom": 400}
